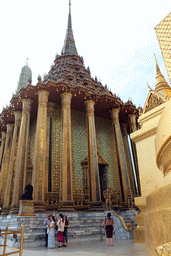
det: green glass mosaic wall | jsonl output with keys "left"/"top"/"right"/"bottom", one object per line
{"left": 95, "top": 116, "right": 121, "bottom": 194}
{"left": 28, "top": 107, "right": 122, "bottom": 197}
{"left": 29, "top": 119, "right": 36, "bottom": 165}
{"left": 71, "top": 110, "right": 88, "bottom": 193}
{"left": 52, "top": 105, "right": 61, "bottom": 192}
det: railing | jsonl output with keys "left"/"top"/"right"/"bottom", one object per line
{"left": 155, "top": 242, "right": 171, "bottom": 255}
{"left": 0, "top": 224, "right": 24, "bottom": 256}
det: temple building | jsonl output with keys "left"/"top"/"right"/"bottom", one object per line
{"left": 0, "top": 1, "right": 139, "bottom": 214}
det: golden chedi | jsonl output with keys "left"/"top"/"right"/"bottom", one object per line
{"left": 145, "top": 88, "right": 171, "bottom": 254}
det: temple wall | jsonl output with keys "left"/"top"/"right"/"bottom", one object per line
{"left": 71, "top": 109, "right": 88, "bottom": 192}
{"left": 95, "top": 116, "right": 121, "bottom": 194}
{"left": 29, "top": 119, "right": 36, "bottom": 166}
{"left": 27, "top": 108, "right": 127, "bottom": 199}
{"left": 52, "top": 105, "right": 61, "bottom": 193}
{"left": 120, "top": 123, "right": 136, "bottom": 195}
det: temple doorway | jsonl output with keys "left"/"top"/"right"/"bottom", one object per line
{"left": 99, "top": 164, "right": 108, "bottom": 202}
{"left": 81, "top": 152, "right": 109, "bottom": 203}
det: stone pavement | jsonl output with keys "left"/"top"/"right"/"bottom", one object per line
{"left": 22, "top": 240, "right": 147, "bottom": 256}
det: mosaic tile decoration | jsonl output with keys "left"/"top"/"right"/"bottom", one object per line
{"left": 71, "top": 110, "right": 88, "bottom": 193}
{"left": 29, "top": 119, "right": 36, "bottom": 167}
{"left": 95, "top": 116, "right": 121, "bottom": 194}
{"left": 120, "top": 123, "right": 134, "bottom": 191}
{"left": 92, "top": 115, "right": 100, "bottom": 201}
{"left": 10, "top": 127, "right": 20, "bottom": 204}
{"left": 1, "top": 134, "right": 13, "bottom": 202}
{"left": 155, "top": 12, "right": 171, "bottom": 83}
{"left": 52, "top": 105, "right": 61, "bottom": 193}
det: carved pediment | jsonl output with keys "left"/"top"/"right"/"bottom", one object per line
{"left": 81, "top": 153, "right": 109, "bottom": 166}
{"left": 143, "top": 91, "right": 164, "bottom": 114}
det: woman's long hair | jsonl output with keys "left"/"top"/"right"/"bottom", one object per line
{"left": 59, "top": 214, "right": 64, "bottom": 222}
{"left": 107, "top": 212, "right": 111, "bottom": 219}
{"left": 64, "top": 215, "right": 68, "bottom": 222}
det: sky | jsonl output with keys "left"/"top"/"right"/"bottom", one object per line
{"left": 0, "top": 0, "right": 171, "bottom": 113}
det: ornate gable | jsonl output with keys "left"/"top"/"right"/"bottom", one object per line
{"left": 143, "top": 91, "right": 164, "bottom": 114}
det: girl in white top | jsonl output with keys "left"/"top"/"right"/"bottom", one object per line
{"left": 57, "top": 214, "right": 65, "bottom": 247}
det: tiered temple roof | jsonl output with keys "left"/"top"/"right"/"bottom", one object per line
{"left": 0, "top": 1, "right": 138, "bottom": 134}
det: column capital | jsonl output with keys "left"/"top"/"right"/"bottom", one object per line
{"left": 129, "top": 114, "right": 137, "bottom": 132}
{"left": 1, "top": 131, "right": 6, "bottom": 139}
{"left": 60, "top": 92, "right": 72, "bottom": 106}
{"left": 22, "top": 98, "right": 33, "bottom": 113}
{"left": 37, "top": 90, "right": 50, "bottom": 103}
{"left": 111, "top": 108, "right": 120, "bottom": 124}
{"left": 6, "top": 123, "right": 14, "bottom": 134}
{"left": 84, "top": 100, "right": 95, "bottom": 116}
{"left": 14, "top": 111, "right": 22, "bottom": 125}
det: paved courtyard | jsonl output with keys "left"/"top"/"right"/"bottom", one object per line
{"left": 22, "top": 240, "right": 147, "bottom": 256}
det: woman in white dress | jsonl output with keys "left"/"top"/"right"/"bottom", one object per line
{"left": 48, "top": 216, "right": 55, "bottom": 248}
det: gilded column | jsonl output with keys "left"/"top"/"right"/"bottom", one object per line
{"left": 59, "top": 92, "right": 74, "bottom": 210}
{"left": 111, "top": 108, "right": 129, "bottom": 201}
{"left": 0, "top": 124, "right": 14, "bottom": 207}
{"left": 129, "top": 113, "right": 140, "bottom": 195}
{"left": 121, "top": 122, "right": 136, "bottom": 196}
{"left": 46, "top": 102, "right": 55, "bottom": 193}
{"left": 32, "top": 90, "right": 49, "bottom": 210}
{"left": 0, "top": 131, "right": 6, "bottom": 169}
{"left": 85, "top": 100, "right": 101, "bottom": 206}
{"left": 11, "top": 99, "right": 32, "bottom": 213}
{"left": 129, "top": 114, "right": 137, "bottom": 133}
{"left": 3, "top": 111, "right": 22, "bottom": 212}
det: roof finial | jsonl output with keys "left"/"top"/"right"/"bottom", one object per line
{"left": 61, "top": 0, "right": 77, "bottom": 55}
{"left": 69, "top": 0, "right": 71, "bottom": 14}
{"left": 154, "top": 54, "right": 171, "bottom": 92}
{"left": 147, "top": 82, "right": 152, "bottom": 91}
{"left": 154, "top": 54, "right": 162, "bottom": 75}
{"left": 26, "top": 58, "right": 29, "bottom": 65}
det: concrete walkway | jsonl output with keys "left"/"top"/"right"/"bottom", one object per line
{"left": 22, "top": 240, "right": 147, "bottom": 256}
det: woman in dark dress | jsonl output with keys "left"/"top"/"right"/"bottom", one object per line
{"left": 104, "top": 212, "right": 114, "bottom": 246}
{"left": 63, "top": 215, "right": 69, "bottom": 247}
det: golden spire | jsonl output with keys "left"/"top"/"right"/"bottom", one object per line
{"left": 26, "top": 58, "right": 29, "bottom": 65}
{"left": 69, "top": 0, "right": 71, "bottom": 14}
{"left": 154, "top": 54, "right": 171, "bottom": 93}
{"left": 154, "top": 54, "right": 162, "bottom": 76}
{"left": 61, "top": 0, "right": 77, "bottom": 55}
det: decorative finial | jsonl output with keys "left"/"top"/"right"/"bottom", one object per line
{"left": 61, "top": 0, "right": 77, "bottom": 55}
{"left": 69, "top": 0, "right": 71, "bottom": 13}
{"left": 26, "top": 58, "right": 29, "bottom": 65}
{"left": 147, "top": 82, "right": 152, "bottom": 91}
{"left": 154, "top": 54, "right": 161, "bottom": 75}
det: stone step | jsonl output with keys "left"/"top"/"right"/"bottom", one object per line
{"left": 0, "top": 210, "right": 138, "bottom": 248}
